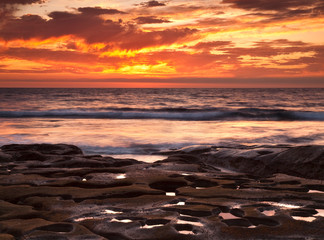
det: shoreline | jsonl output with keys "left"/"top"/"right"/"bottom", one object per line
{"left": 1, "top": 143, "right": 324, "bottom": 239}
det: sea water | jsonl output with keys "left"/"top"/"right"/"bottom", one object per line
{"left": 0, "top": 88, "right": 323, "bottom": 161}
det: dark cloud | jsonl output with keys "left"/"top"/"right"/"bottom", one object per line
{"left": 139, "top": 1, "right": 166, "bottom": 8}
{"left": 131, "top": 4, "right": 221, "bottom": 18}
{"left": 222, "top": 0, "right": 316, "bottom": 11}
{"left": 65, "top": 42, "right": 78, "bottom": 50}
{"left": 0, "top": 0, "right": 45, "bottom": 23}
{"left": 0, "top": 11, "right": 127, "bottom": 42}
{"left": 0, "top": 7, "right": 14, "bottom": 22}
{"left": 253, "top": 39, "right": 309, "bottom": 48}
{"left": 191, "top": 17, "right": 238, "bottom": 29}
{"left": 222, "top": 0, "right": 324, "bottom": 21}
{"left": 1, "top": 47, "right": 98, "bottom": 63}
{"left": 0, "top": 47, "right": 125, "bottom": 68}
{"left": 0, "top": 10, "right": 198, "bottom": 49}
{"left": 119, "top": 28, "right": 198, "bottom": 50}
{"left": 0, "top": 0, "right": 45, "bottom": 5}
{"left": 77, "top": 7, "right": 125, "bottom": 15}
{"left": 134, "top": 16, "right": 171, "bottom": 24}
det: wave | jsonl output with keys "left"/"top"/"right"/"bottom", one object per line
{"left": 0, "top": 108, "right": 323, "bottom": 121}
{"left": 0, "top": 108, "right": 324, "bottom": 121}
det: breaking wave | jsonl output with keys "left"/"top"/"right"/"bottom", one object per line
{"left": 0, "top": 108, "right": 323, "bottom": 121}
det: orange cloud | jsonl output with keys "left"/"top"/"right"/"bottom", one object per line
{"left": 0, "top": 0, "right": 323, "bottom": 87}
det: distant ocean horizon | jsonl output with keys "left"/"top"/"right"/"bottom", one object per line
{"left": 1, "top": 88, "right": 323, "bottom": 161}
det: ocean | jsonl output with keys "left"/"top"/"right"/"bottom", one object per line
{"left": 0, "top": 88, "right": 323, "bottom": 162}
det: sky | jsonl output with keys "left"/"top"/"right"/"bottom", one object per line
{"left": 0, "top": 0, "right": 324, "bottom": 87}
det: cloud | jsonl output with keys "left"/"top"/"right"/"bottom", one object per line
{"left": 1, "top": 38, "right": 323, "bottom": 79}
{"left": 193, "top": 41, "right": 233, "bottom": 50}
{"left": 222, "top": 0, "right": 317, "bottom": 11}
{"left": 0, "top": 0, "right": 45, "bottom": 23}
{"left": 0, "top": 9, "right": 198, "bottom": 49}
{"left": 0, "top": 0, "right": 45, "bottom": 5}
{"left": 222, "top": 0, "right": 324, "bottom": 22}
{"left": 119, "top": 28, "right": 198, "bottom": 50}
{"left": 195, "top": 17, "right": 237, "bottom": 27}
{"left": 0, "top": 11, "right": 126, "bottom": 42}
{"left": 139, "top": 1, "right": 166, "bottom": 8}
{"left": 134, "top": 16, "right": 171, "bottom": 24}
{"left": 77, "top": 7, "right": 125, "bottom": 15}
{"left": 1, "top": 47, "right": 99, "bottom": 63}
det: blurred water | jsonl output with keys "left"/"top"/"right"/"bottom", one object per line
{"left": 0, "top": 88, "right": 323, "bottom": 157}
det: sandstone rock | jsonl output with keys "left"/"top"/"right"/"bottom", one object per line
{"left": 0, "top": 151, "right": 12, "bottom": 162}
{"left": 158, "top": 145, "right": 214, "bottom": 155}
{"left": 261, "top": 145, "right": 324, "bottom": 179}
{"left": 206, "top": 145, "right": 324, "bottom": 180}
{"left": 1, "top": 144, "right": 324, "bottom": 239}
{"left": 1, "top": 144, "right": 83, "bottom": 155}
{"left": 0, "top": 233, "right": 15, "bottom": 240}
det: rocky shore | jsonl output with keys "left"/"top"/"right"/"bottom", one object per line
{"left": 1, "top": 143, "right": 324, "bottom": 240}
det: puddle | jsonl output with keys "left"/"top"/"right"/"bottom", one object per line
{"left": 111, "top": 218, "right": 133, "bottom": 223}
{"left": 103, "top": 209, "right": 123, "bottom": 214}
{"left": 177, "top": 219, "right": 203, "bottom": 227}
{"left": 308, "top": 190, "right": 324, "bottom": 194}
{"left": 74, "top": 209, "right": 124, "bottom": 222}
{"left": 231, "top": 204, "right": 242, "bottom": 209}
{"left": 262, "top": 202, "right": 302, "bottom": 209}
{"left": 74, "top": 216, "right": 97, "bottom": 222}
{"left": 178, "top": 230, "right": 195, "bottom": 235}
{"left": 109, "top": 154, "right": 164, "bottom": 163}
{"left": 166, "top": 192, "right": 176, "bottom": 196}
{"left": 292, "top": 209, "right": 324, "bottom": 221}
{"left": 219, "top": 212, "right": 240, "bottom": 220}
{"left": 141, "top": 224, "right": 164, "bottom": 229}
{"left": 115, "top": 174, "right": 126, "bottom": 179}
{"left": 262, "top": 210, "right": 276, "bottom": 216}
{"left": 195, "top": 187, "right": 206, "bottom": 190}
{"left": 163, "top": 201, "right": 185, "bottom": 207}
{"left": 82, "top": 178, "right": 87, "bottom": 182}
{"left": 181, "top": 173, "right": 191, "bottom": 176}
{"left": 315, "top": 209, "right": 324, "bottom": 217}
{"left": 292, "top": 216, "right": 316, "bottom": 222}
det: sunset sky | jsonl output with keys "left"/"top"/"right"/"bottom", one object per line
{"left": 0, "top": 0, "right": 324, "bottom": 87}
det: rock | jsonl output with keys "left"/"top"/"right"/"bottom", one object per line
{"left": 1, "top": 143, "right": 324, "bottom": 239}
{"left": 0, "top": 233, "right": 15, "bottom": 240}
{"left": 0, "top": 200, "right": 41, "bottom": 220}
{"left": 158, "top": 145, "right": 214, "bottom": 155}
{"left": 0, "top": 152, "right": 12, "bottom": 162}
{"left": 206, "top": 145, "right": 324, "bottom": 180}
{"left": 10, "top": 150, "right": 46, "bottom": 162}
{"left": 262, "top": 145, "right": 324, "bottom": 179}
{"left": 1, "top": 144, "right": 83, "bottom": 155}
{"left": 205, "top": 148, "right": 272, "bottom": 176}
{"left": 157, "top": 154, "right": 201, "bottom": 164}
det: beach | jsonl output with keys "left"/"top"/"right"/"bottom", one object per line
{"left": 1, "top": 143, "right": 324, "bottom": 239}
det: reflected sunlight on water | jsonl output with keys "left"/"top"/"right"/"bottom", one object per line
{"left": 1, "top": 88, "right": 323, "bottom": 156}
{"left": 1, "top": 118, "right": 323, "bottom": 157}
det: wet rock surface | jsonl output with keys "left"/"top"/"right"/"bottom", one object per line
{"left": 1, "top": 144, "right": 324, "bottom": 239}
